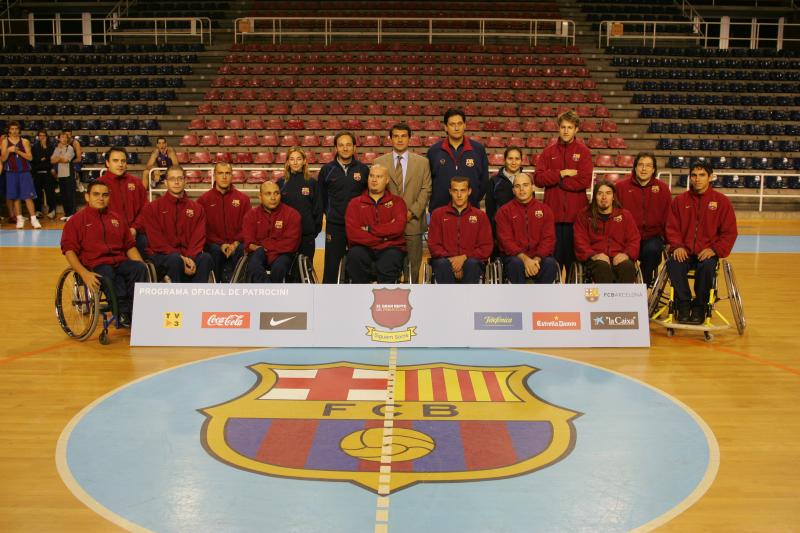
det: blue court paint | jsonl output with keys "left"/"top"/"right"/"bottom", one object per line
{"left": 60, "top": 347, "right": 716, "bottom": 533}
{"left": 0, "top": 229, "right": 63, "bottom": 247}
{"left": 732, "top": 234, "right": 800, "bottom": 253}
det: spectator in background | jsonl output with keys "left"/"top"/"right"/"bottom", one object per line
{"left": 427, "top": 108, "right": 489, "bottom": 211}
{"left": 63, "top": 129, "right": 83, "bottom": 191}
{"left": 51, "top": 132, "right": 77, "bottom": 221}
{"left": 31, "top": 130, "right": 57, "bottom": 220}
{"left": 143, "top": 136, "right": 178, "bottom": 188}
{"left": 2, "top": 122, "right": 40, "bottom": 228}
{"left": 318, "top": 132, "right": 369, "bottom": 283}
{"left": 375, "top": 123, "right": 431, "bottom": 283}
{"left": 534, "top": 110, "right": 593, "bottom": 277}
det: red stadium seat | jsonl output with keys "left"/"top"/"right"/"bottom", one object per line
{"left": 286, "top": 119, "right": 305, "bottom": 130}
{"left": 345, "top": 119, "right": 363, "bottom": 130}
{"left": 260, "top": 135, "right": 279, "bottom": 147}
{"left": 180, "top": 134, "right": 199, "bottom": 146}
{"left": 508, "top": 136, "right": 525, "bottom": 147}
{"left": 600, "top": 120, "right": 618, "bottom": 133}
{"left": 408, "top": 135, "right": 422, "bottom": 147}
{"left": 527, "top": 137, "right": 547, "bottom": 149}
{"left": 587, "top": 137, "right": 607, "bottom": 149}
{"left": 594, "top": 106, "right": 610, "bottom": 118}
{"left": 541, "top": 120, "right": 558, "bottom": 132}
{"left": 176, "top": 151, "right": 190, "bottom": 164}
{"left": 231, "top": 170, "right": 246, "bottom": 184}
{"left": 272, "top": 103, "right": 289, "bottom": 114}
{"left": 580, "top": 121, "right": 598, "bottom": 133}
{"left": 362, "top": 135, "right": 382, "bottom": 147}
{"left": 364, "top": 118, "right": 383, "bottom": 130}
{"left": 360, "top": 152, "right": 378, "bottom": 164}
{"left": 319, "top": 151, "right": 335, "bottom": 164}
{"left": 608, "top": 137, "right": 627, "bottom": 149}
{"left": 522, "top": 120, "right": 541, "bottom": 132}
{"left": 266, "top": 118, "right": 284, "bottom": 130}
{"left": 220, "top": 134, "right": 239, "bottom": 147}
{"left": 595, "top": 154, "right": 615, "bottom": 168}
{"left": 214, "top": 104, "right": 233, "bottom": 114}
{"left": 602, "top": 173, "right": 625, "bottom": 184}
{"left": 488, "top": 153, "right": 505, "bottom": 165}
{"left": 301, "top": 135, "right": 320, "bottom": 147}
{"left": 538, "top": 105, "right": 556, "bottom": 117}
{"left": 190, "top": 152, "right": 212, "bottom": 164}
{"left": 271, "top": 170, "right": 285, "bottom": 182}
{"left": 290, "top": 103, "right": 308, "bottom": 115}
{"left": 615, "top": 154, "right": 635, "bottom": 168}
{"left": 213, "top": 152, "right": 232, "bottom": 164}
{"left": 306, "top": 118, "right": 324, "bottom": 130}
{"left": 185, "top": 170, "right": 203, "bottom": 184}
{"left": 196, "top": 103, "right": 213, "bottom": 114}
{"left": 233, "top": 104, "right": 251, "bottom": 114}
{"left": 246, "top": 119, "right": 264, "bottom": 130}
{"left": 248, "top": 170, "right": 268, "bottom": 183}
{"left": 251, "top": 103, "right": 269, "bottom": 114}
{"left": 280, "top": 135, "right": 301, "bottom": 147}
{"left": 325, "top": 118, "right": 343, "bottom": 130}
{"left": 234, "top": 152, "right": 254, "bottom": 164}
{"left": 207, "top": 118, "right": 226, "bottom": 130}
{"left": 503, "top": 121, "right": 521, "bottom": 132}
{"left": 188, "top": 118, "right": 207, "bottom": 130}
{"left": 310, "top": 103, "right": 327, "bottom": 114}
{"left": 254, "top": 152, "right": 274, "bottom": 164}
{"left": 486, "top": 136, "right": 505, "bottom": 148}
{"left": 424, "top": 136, "right": 440, "bottom": 147}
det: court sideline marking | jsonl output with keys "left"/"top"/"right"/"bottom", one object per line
{"left": 670, "top": 335, "right": 800, "bottom": 377}
{"left": 374, "top": 347, "right": 398, "bottom": 533}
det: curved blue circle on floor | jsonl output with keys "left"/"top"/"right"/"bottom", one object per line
{"left": 58, "top": 348, "right": 716, "bottom": 533}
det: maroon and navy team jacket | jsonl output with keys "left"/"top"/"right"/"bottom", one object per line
{"left": 139, "top": 193, "right": 206, "bottom": 258}
{"left": 60, "top": 207, "right": 135, "bottom": 269}
{"left": 98, "top": 170, "right": 147, "bottom": 228}
{"left": 242, "top": 202, "right": 302, "bottom": 264}
{"left": 427, "top": 203, "right": 493, "bottom": 261}
{"left": 495, "top": 198, "right": 556, "bottom": 259}
{"left": 197, "top": 186, "right": 251, "bottom": 245}
{"left": 574, "top": 207, "right": 641, "bottom": 262}
{"left": 616, "top": 177, "right": 673, "bottom": 240}
{"left": 345, "top": 190, "right": 407, "bottom": 251}
{"left": 666, "top": 188, "right": 737, "bottom": 257}
{"left": 533, "top": 138, "right": 593, "bottom": 223}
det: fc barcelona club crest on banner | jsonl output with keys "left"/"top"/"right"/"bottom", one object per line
{"left": 199, "top": 362, "right": 581, "bottom": 494}
{"left": 367, "top": 288, "right": 416, "bottom": 342}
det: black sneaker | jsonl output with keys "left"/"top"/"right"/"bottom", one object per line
{"left": 675, "top": 303, "right": 692, "bottom": 324}
{"left": 118, "top": 313, "right": 132, "bottom": 329}
{"left": 688, "top": 306, "right": 705, "bottom": 325}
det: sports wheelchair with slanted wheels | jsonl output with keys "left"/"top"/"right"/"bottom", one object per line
{"left": 488, "top": 256, "right": 561, "bottom": 284}
{"left": 55, "top": 266, "right": 152, "bottom": 344}
{"left": 648, "top": 258, "right": 745, "bottom": 341}
{"left": 337, "top": 252, "right": 412, "bottom": 284}
{"left": 568, "top": 260, "right": 642, "bottom": 284}
{"left": 229, "top": 252, "right": 317, "bottom": 283}
{"left": 421, "top": 257, "right": 499, "bottom": 284}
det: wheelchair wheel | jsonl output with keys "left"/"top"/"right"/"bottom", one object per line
{"left": 723, "top": 260, "right": 746, "bottom": 334}
{"left": 297, "top": 254, "right": 318, "bottom": 284}
{"left": 336, "top": 256, "right": 348, "bottom": 284}
{"left": 421, "top": 259, "right": 433, "bottom": 284}
{"left": 648, "top": 264, "right": 671, "bottom": 318}
{"left": 568, "top": 262, "right": 584, "bottom": 284}
{"left": 55, "top": 268, "right": 100, "bottom": 341}
{"left": 230, "top": 254, "right": 250, "bottom": 283}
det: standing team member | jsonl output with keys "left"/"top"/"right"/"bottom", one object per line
{"left": 666, "top": 161, "right": 737, "bottom": 324}
{"left": 51, "top": 132, "right": 77, "bottom": 222}
{"left": 60, "top": 181, "right": 148, "bottom": 327}
{"left": 143, "top": 136, "right": 178, "bottom": 188}
{"left": 486, "top": 146, "right": 524, "bottom": 226}
{"left": 344, "top": 164, "right": 408, "bottom": 283}
{"left": 31, "top": 130, "right": 56, "bottom": 219}
{"left": 319, "top": 132, "right": 369, "bottom": 283}
{"left": 534, "top": 110, "right": 593, "bottom": 276}
{"left": 574, "top": 180, "right": 640, "bottom": 284}
{"left": 495, "top": 173, "right": 559, "bottom": 284}
{"left": 375, "top": 123, "right": 431, "bottom": 283}
{"left": 241, "top": 181, "right": 302, "bottom": 283}
{"left": 279, "top": 146, "right": 323, "bottom": 262}
{"left": 98, "top": 146, "right": 148, "bottom": 254}
{"left": 137, "top": 166, "right": 212, "bottom": 283}
{"left": 427, "top": 176, "right": 493, "bottom": 284}
{"left": 198, "top": 162, "right": 251, "bottom": 282}
{"left": 616, "top": 152, "right": 672, "bottom": 287}
{"left": 427, "top": 108, "right": 489, "bottom": 211}
{"left": 2, "top": 122, "right": 40, "bottom": 229}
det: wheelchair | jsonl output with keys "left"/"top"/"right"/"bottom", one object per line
{"left": 421, "top": 257, "right": 498, "bottom": 284}
{"left": 229, "top": 253, "right": 317, "bottom": 283}
{"left": 481, "top": 256, "right": 562, "bottom": 284}
{"left": 55, "top": 266, "right": 152, "bottom": 344}
{"left": 568, "top": 260, "right": 643, "bottom": 284}
{"left": 336, "top": 251, "right": 412, "bottom": 284}
{"left": 144, "top": 259, "right": 216, "bottom": 283}
{"left": 648, "top": 259, "right": 745, "bottom": 341}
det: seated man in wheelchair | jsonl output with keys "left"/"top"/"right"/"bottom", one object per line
{"left": 665, "top": 160, "right": 737, "bottom": 324}
{"left": 136, "top": 166, "right": 213, "bottom": 283}
{"left": 427, "top": 176, "right": 493, "bottom": 283}
{"left": 495, "top": 173, "right": 559, "bottom": 284}
{"left": 198, "top": 162, "right": 251, "bottom": 282}
{"left": 574, "top": 180, "right": 640, "bottom": 283}
{"left": 616, "top": 151, "right": 672, "bottom": 287}
{"left": 344, "top": 163, "right": 408, "bottom": 283}
{"left": 241, "top": 181, "right": 302, "bottom": 283}
{"left": 60, "top": 180, "right": 148, "bottom": 327}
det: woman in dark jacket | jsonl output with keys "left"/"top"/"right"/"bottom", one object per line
{"left": 279, "top": 146, "right": 323, "bottom": 261}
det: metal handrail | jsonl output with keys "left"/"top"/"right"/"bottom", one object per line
{"left": 233, "top": 16, "right": 575, "bottom": 46}
{"left": 103, "top": 16, "right": 212, "bottom": 45}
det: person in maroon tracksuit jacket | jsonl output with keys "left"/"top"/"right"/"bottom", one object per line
{"left": 574, "top": 180, "right": 640, "bottom": 283}
{"left": 616, "top": 152, "right": 672, "bottom": 287}
{"left": 60, "top": 181, "right": 148, "bottom": 326}
{"left": 344, "top": 164, "right": 408, "bottom": 283}
{"left": 495, "top": 173, "right": 559, "bottom": 284}
{"left": 137, "top": 166, "right": 212, "bottom": 283}
{"left": 98, "top": 146, "right": 149, "bottom": 256}
{"left": 533, "top": 110, "right": 593, "bottom": 277}
{"left": 198, "top": 162, "right": 251, "bottom": 282}
{"left": 666, "top": 161, "right": 737, "bottom": 324}
{"left": 241, "top": 181, "right": 302, "bottom": 283}
{"left": 427, "top": 176, "right": 493, "bottom": 283}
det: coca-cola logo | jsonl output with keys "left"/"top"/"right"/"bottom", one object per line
{"left": 201, "top": 312, "right": 251, "bottom": 329}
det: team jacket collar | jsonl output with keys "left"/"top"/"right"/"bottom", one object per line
{"left": 440, "top": 136, "right": 474, "bottom": 161}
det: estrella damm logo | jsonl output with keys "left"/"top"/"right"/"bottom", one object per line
{"left": 199, "top": 362, "right": 580, "bottom": 494}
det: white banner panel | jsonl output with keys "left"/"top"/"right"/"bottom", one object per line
{"left": 131, "top": 283, "right": 649, "bottom": 347}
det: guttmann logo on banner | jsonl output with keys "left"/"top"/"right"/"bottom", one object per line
{"left": 366, "top": 288, "right": 417, "bottom": 343}
{"left": 199, "top": 362, "right": 581, "bottom": 494}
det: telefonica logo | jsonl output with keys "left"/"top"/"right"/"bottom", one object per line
{"left": 590, "top": 312, "right": 639, "bottom": 330}
{"left": 532, "top": 312, "right": 581, "bottom": 331}
{"left": 474, "top": 312, "right": 523, "bottom": 330}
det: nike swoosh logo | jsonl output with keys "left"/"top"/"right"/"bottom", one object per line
{"left": 269, "top": 316, "right": 296, "bottom": 327}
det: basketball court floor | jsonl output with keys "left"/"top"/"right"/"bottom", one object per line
{"left": 0, "top": 216, "right": 798, "bottom": 532}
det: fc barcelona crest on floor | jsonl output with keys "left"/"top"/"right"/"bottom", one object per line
{"left": 199, "top": 362, "right": 581, "bottom": 493}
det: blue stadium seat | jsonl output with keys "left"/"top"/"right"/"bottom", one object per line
{"left": 111, "top": 135, "right": 129, "bottom": 146}
{"left": 711, "top": 156, "right": 730, "bottom": 169}
{"left": 129, "top": 135, "right": 149, "bottom": 147}
{"left": 679, "top": 139, "right": 699, "bottom": 150}
{"left": 787, "top": 176, "right": 800, "bottom": 189}
{"left": 779, "top": 141, "right": 799, "bottom": 152}
{"left": 731, "top": 157, "right": 750, "bottom": 170}
{"left": 739, "top": 140, "right": 757, "bottom": 151}
{"left": 751, "top": 158, "right": 769, "bottom": 170}
{"left": 639, "top": 108, "right": 658, "bottom": 118}
{"left": 82, "top": 119, "right": 101, "bottom": 130}
{"left": 744, "top": 175, "right": 762, "bottom": 188}
{"left": 668, "top": 156, "right": 688, "bottom": 168}
{"left": 766, "top": 176, "right": 789, "bottom": 189}
{"left": 120, "top": 119, "right": 139, "bottom": 130}
{"left": 722, "top": 175, "right": 745, "bottom": 188}
{"left": 126, "top": 152, "right": 139, "bottom": 164}
{"left": 688, "top": 123, "right": 708, "bottom": 134}
{"left": 149, "top": 104, "right": 167, "bottom": 114}
{"left": 699, "top": 139, "right": 718, "bottom": 151}
{"left": 81, "top": 152, "right": 97, "bottom": 164}
{"left": 92, "top": 135, "right": 110, "bottom": 147}
{"left": 112, "top": 104, "right": 131, "bottom": 115}
{"left": 656, "top": 138, "right": 678, "bottom": 150}
{"left": 102, "top": 119, "right": 120, "bottom": 130}
{"left": 143, "top": 119, "right": 159, "bottom": 130}
{"left": 772, "top": 158, "right": 792, "bottom": 170}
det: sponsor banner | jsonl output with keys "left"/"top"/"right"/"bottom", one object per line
{"left": 131, "top": 284, "right": 649, "bottom": 347}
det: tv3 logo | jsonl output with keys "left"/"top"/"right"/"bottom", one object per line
{"left": 163, "top": 312, "right": 182, "bottom": 328}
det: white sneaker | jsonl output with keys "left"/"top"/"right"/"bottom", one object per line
{"left": 16, "top": 217, "right": 24, "bottom": 229}
{"left": 60, "top": 216, "right": 70, "bottom": 222}
{"left": 46, "top": 210, "right": 56, "bottom": 220}
{"left": 30, "top": 216, "right": 42, "bottom": 229}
